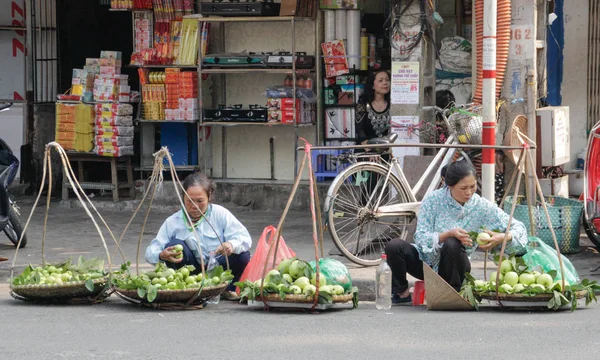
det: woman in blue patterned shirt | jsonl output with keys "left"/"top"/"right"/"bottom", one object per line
{"left": 145, "top": 172, "right": 252, "bottom": 301}
{"left": 385, "top": 160, "right": 528, "bottom": 304}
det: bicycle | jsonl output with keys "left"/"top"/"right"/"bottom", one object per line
{"left": 323, "top": 105, "right": 483, "bottom": 266}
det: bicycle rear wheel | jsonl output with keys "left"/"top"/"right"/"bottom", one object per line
{"left": 326, "top": 162, "right": 414, "bottom": 266}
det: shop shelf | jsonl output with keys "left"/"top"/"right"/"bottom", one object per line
{"left": 135, "top": 119, "right": 198, "bottom": 123}
{"left": 199, "top": 68, "right": 314, "bottom": 74}
{"left": 184, "top": 15, "right": 314, "bottom": 22}
{"left": 108, "top": 8, "right": 152, "bottom": 12}
{"left": 127, "top": 64, "right": 198, "bottom": 69}
{"left": 201, "top": 122, "right": 314, "bottom": 127}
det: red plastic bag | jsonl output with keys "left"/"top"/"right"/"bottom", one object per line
{"left": 236, "top": 225, "right": 296, "bottom": 293}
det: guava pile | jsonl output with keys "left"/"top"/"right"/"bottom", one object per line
{"left": 11, "top": 257, "right": 108, "bottom": 291}
{"left": 471, "top": 258, "right": 562, "bottom": 294}
{"left": 113, "top": 262, "right": 234, "bottom": 303}
{"left": 460, "top": 255, "right": 600, "bottom": 311}
{"left": 236, "top": 257, "right": 358, "bottom": 305}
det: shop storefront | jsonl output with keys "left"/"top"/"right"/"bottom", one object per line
{"left": 49, "top": 1, "right": 474, "bottom": 184}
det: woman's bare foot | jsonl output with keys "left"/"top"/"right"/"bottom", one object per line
{"left": 397, "top": 288, "right": 410, "bottom": 298}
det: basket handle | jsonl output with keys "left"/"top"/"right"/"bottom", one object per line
{"left": 10, "top": 143, "right": 121, "bottom": 284}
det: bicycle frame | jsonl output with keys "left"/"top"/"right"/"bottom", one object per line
{"left": 372, "top": 134, "right": 459, "bottom": 219}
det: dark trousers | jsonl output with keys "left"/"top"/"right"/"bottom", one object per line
{"left": 165, "top": 239, "right": 251, "bottom": 291}
{"left": 385, "top": 237, "right": 471, "bottom": 293}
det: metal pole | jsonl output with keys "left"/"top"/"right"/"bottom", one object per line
{"left": 25, "top": 0, "right": 35, "bottom": 145}
{"left": 481, "top": 0, "right": 497, "bottom": 202}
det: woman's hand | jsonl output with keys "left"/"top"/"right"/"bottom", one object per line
{"left": 441, "top": 228, "right": 472, "bottom": 247}
{"left": 215, "top": 242, "right": 233, "bottom": 256}
{"left": 159, "top": 246, "right": 183, "bottom": 263}
{"left": 478, "top": 230, "right": 512, "bottom": 251}
{"left": 361, "top": 140, "right": 372, "bottom": 153}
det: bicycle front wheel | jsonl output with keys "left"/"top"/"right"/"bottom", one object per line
{"left": 326, "top": 162, "right": 414, "bottom": 266}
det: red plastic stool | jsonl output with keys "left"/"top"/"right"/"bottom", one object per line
{"left": 412, "top": 280, "right": 426, "bottom": 306}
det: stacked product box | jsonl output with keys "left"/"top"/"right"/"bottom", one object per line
{"left": 55, "top": 103, "right": 95, "bottom": 152}
{"left": 266, "top": 97, "right": 314, "bottom": 125}
{"left": 165, "top": 68, "right": 180, "bottom": 110}
{"left": 324, "top": 74, "right": 365, "bottom": 106}
{"left": 71, "top": 69, "right": 95, "bottom": 97}
{"left": 94, "top": 103, "right": 135, "bottom": 157}
{"left": 134, "top": 11, "right": 152, "bottom": 52}
{"left": 141, "top": 69, "right": 197, "bottom": 121}
{"left": 92, "top": 51, "right": 131, "bottom": 103}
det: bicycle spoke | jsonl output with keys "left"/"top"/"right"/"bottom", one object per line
{"left": 333, "top": 194, "right": 362, "bottom": 213}
{"left": 328, "top": 163, "right": 413, "bottom": 265}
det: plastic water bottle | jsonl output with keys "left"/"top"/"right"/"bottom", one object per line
{"left": 375, "top": 253, "right": 392, "bottom": 310}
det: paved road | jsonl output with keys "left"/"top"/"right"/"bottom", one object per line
{"left": 0, "top": 291, "right": 599, "bottom": 359}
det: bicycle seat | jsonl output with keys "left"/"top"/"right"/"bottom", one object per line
{"left": 367, "top": 133, "right": 398, "bottom": 146}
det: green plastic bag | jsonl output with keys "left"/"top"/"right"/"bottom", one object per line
{"left": 309, "top": 258, "right": 352, "bottom": 292}
{"left": 522, "top": 237, "right": 580, "bottom": 285}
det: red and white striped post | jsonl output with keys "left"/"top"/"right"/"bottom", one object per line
{"left": 482, "top": 0, "right": 497, "bottom": 202}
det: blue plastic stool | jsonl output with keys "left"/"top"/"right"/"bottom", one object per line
{"left": 311, "top": 149, "right": 349, "bottom": 182}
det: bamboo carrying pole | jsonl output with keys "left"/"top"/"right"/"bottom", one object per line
{"left": 260, "top": 139, "right": 325, "bottom": 311}
{"left": 117, "top": 147, "right": 231, "bottom": 280}
{"left": 10, "top": 143, "right": 124, "bottom": 300}
{"left": 491, "top": 143, "right": 567, "bottom": 305}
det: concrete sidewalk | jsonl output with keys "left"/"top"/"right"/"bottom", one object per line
{"left": 2, "top": 195, "right": 600, "bottom": 301}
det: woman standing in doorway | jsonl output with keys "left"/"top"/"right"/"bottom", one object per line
{"left": 355, "top": 70, "right": 391, "bottom": 145}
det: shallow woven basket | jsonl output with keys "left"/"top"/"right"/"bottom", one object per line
{"left": 10, "top": 278, "right": 109, "bottom": 300}
{"left": 258, "top": 293, "right": 353, "bottom": 304}
{"left": 115, "top": 282, "right": 229, "bottom": 304}
{"left": 478, "top": 289, "right": 587, "bottom": 302}
{"left": 423, "top": 264, "right": 473, "bottom": 311}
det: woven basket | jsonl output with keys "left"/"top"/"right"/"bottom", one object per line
{"left": 115, "top": 282, "right": 229, "bottom": 305}
{"left": 478, "top": 289, "right": 587, "bottom": 302}
{"left": 10, "top": 278, "right": 109, "bottom": 300}
{"left": 257, "top": 293, "right": 353, "bottom": 304}
{"left": 503, "top": 196, "right": 583, "bottom": 253}
{"left": 423, "top": 264, "right": 473, "bottom": 311}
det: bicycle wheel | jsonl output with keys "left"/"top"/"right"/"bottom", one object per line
{"left": 326, "top": 162, "right": 414, "bottom": 266}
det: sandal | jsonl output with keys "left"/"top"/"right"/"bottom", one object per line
{"left": 220, "top": 290, "right": 240, "bottom": 301}
{"left": 392, "top": 294, "right": 412, "bottom": 305}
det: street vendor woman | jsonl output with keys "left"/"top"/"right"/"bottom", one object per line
{"left": 145, "top": 172, "right": 252, "bottom": 301}
{"left": 385, "top": 160, "right": 528, "bottom": 304}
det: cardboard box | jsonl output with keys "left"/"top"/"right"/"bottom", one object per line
{"left": 99, "top": 58, "right": 122, "bottom": 67}
{"left": 324, "top": 88, "right": 337, "bottom": 105}
{"left": 100, "top": 51, "right": 122, "bottom": 60}
{"left": 269, "top": 101, "right": 314, "bottom": 124}
{"left": 95, "top": 116, "right": 133, "bottom": 127}
{"left": 85, "top": 58, "right": 101, "bottom": 66}
{"left": 178, "top": 98, "right": 198, "bottom": 110}
{"left": 338, "top": 84, "right": 364, "bottom": 104}
{"left": 181, "top": 109, "right": 198, "bottom": 121}
{"left": 266, "top": 97, "right": 300, "bottom": 111}
{"left": 325, "top": 108, "right": 355, "bottom": 139}
{"left": 336, "top": 75, "right": 364, "bottom": 85}
{"left": 100, "top": 66, "right": 121, "bottom": 76}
